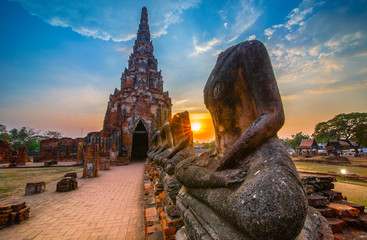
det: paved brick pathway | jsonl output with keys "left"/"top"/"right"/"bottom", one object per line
{"left": 0, "top": 162, "right": 145, "bottom": 240}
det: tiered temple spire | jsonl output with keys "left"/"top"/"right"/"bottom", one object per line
{"left": 137, "top": 7, "right": 150, "bottom": 43}
{"left": 122, "top": 7, "right": 161, "bottom": 90}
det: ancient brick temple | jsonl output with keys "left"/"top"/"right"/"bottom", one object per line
{"left": 85, "top": 7, "right": 171, "bottom": 164}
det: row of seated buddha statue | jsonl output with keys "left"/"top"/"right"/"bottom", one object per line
{"left": 147, "top": 40, "right": 333, "bottom": 240}
{"left": 147, "top": 111, "right": 195, "bottom": 219}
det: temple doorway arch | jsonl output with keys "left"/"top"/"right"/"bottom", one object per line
{"left": 131, "top": 119, "right": 149, "bottom": 161}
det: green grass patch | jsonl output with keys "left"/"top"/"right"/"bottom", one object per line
{"left": 334, "top": 181, "right": 367, "bottom": 207}
{"left": 294, "top": 161, "right": 367, "bottom": 206}
{"left": 295, "top": 162, "right": 367, "bottom": 177}
{"left": 0, "top": 167, "right": 83, "bottom": 199}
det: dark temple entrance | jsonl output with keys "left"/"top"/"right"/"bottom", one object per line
{"left": 131, "top": 120, "right": 149, "bottom": 161}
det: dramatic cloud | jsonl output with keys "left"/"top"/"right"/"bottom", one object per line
{"left": 265, "top": 0, "right": 367, "bottom": 100}
{"left": 11, "top": 0, "right": 201, "bottom": 41}
{"left": 231, "top": 0, "right": 261, "bottom": 36}
{"left": 189, "top": 37, "right": 221, "bottom": 56}
{"left": 218, "top": 0, "right": 261, "bottom": 43}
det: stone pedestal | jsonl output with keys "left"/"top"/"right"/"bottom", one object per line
{"left": 17, "top": 146, "right": 27, "bottom": 165}
{"left": 56, "top": 177, "right": 78, "bottom": 192}
{"left": 0, "top": 202, "right": 30, "bottom": 229}
{"left": 76, "top": 141, "right": 84, "bottom": 164}
{"left": 83, "top": 144, "right": 99, "bottom": 178}
{"left": 25, "top": 182, "right": 46, "bottom": 195}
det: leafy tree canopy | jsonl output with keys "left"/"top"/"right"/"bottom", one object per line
{"left": 312, "top": 112, "right": 367, "bottom": 147}
{"left": 43, "top": 130, "right": 63, "bottom": 139}
{"left": 287, "top": 132, "right": 310, "bottom": 150}
{"left": 0, "top": 124, "right": 9, "bottom": 142}
{"left": 6, "top": 127, "right": 40, "bottom": 151}
{"left": 0, "top": 124, "right": 64, "bottom": 152}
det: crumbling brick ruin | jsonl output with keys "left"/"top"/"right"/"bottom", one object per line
{"left": 0, "top": 140, "right": 12, "bottom": 163}
{"left": 0, "top": 202, "right": 30, "bottom": 229}
{"left": 38, "top": 137, "right": 83, "bottom": 162}
{"left": 17, "top": 146, "right": 27, "bottom": 165}
{"left": 25, "top": 182, "right": 46, "bottom": 195}
{"left": 84, "top": 7, "right": 171, "bottom": 165}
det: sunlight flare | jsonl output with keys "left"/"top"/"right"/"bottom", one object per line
{"left": 191, "top": 122, "right": 202, "bottom": 132}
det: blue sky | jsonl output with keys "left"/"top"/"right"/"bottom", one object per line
{"left": 0, "top": 0, "right": 366, "bottom": 140}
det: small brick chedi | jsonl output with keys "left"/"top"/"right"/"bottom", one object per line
{"left": 85, "top": 7, "right": 171, "bottom": 164}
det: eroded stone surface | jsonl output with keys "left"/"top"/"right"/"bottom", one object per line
{"left": 175, "top": 40, "right": 332, "bottom": 240}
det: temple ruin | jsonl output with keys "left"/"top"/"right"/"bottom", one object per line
{"left": 85, "top": 7, "right": 171, "bottom": 165}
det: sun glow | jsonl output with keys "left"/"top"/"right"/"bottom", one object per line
{"left": 191, "top": 122, "right": 202, "bottom": 132}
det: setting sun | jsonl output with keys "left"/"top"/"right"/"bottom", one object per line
{"left": 191, "top": 122, "right": 202, "bottom": 132}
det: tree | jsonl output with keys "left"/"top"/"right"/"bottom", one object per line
{"left": 279, "top": 138, "right": 291, "bottom": 149}
{"left": 7, "top": 127, "right": 40, "bottom": 151}
{"left": 0, "top": 124, "right": 9, "bottom": 142}
{"left": 288, "top": 132, "right": 310, "bottom": 150}
{"left": 353, "top": 124, "right": 367, "bottom": 147}
{"left": 43, "top": 130, "right": 63, "bottom": 139}
{"left": 312, "top": 112, "right": 367, "bottom": 148}
{"left": 203, "top": 140, "right": 215, "bottom": 149}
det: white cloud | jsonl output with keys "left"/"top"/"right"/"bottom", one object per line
{"left": 264, "top": 28, "right": 275, "bottom": 39}
{"left": 247, "top": 35, "right": 256, "bottom": 40}
{"left": 285, "top": 7, "right": 313, "bottom": 29}
{"left": 304, "top": 81, "right": 367, "bottom": 95}
{"left": 174, "top": 99, "right": 188, "bottom": 104}
{"left": 263, "top": 0, "right": 367, "bottom": 101}
{"left": 152, "top": 0, "right": 201, "bottom": 38}
{"left": 360, "top": 68, "right": 367, "bottom": 74}
{"left": 231, "top": 0, "right": 261, "bottom": 36}
{"left": 189, "top": 37, "right": 221, "bottom": 57}
{"left": 12, "top": 0, "right": 201, "bottom": 42}
{"left": 227, "top": 35, "right": 239, "bottom": 43}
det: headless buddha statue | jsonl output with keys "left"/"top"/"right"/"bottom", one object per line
{"left": 153, "top": 121, "right": 174, "bottom": 165}
{"left": 147, "top": 131, "right": 162, "bottom": 160}
{"left": 175, "top": 40, "right": 332, "bottom": 240}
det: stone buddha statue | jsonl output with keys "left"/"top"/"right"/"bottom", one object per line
{"left": 162, "top": 111, "right": 195, "bottom": 175}
{"left": 147, "top": 130, "right": 161, "bottom": 160}
{"left": 175, "top": 40, "right": 332, "bottom": 240}
{"left": 152, "top": 121, "right": 174, "bottom": 165}
{"left": 159, "top": 112, "right": 195, "bottom": 218}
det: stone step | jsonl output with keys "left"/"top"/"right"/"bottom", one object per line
{"left": 342, "top": 217, "right": 361, "bottom": 228}
{"left": 359, "top": 213, "right": 367, "bottom": 230}
{"left": 327, "top": 218, "right": 345, "bottom": 233}
{"left": 308, "top": 195, "right": 329, "bottom": 207}
{"left": 328, "top": 203, "right": 360, "bottom": 218}
{"left": 333, "top": 228, "right": 367, "bottom": 240}
{"left": 320, "top": 190, "right": 343, "bottom": 201}
{"left": 335, "top": 200, "right": 365, "bottom": 213}
{"left": 316, "top": 207, "right": 336, "bottom": 218}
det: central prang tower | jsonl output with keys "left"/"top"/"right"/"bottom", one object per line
{"left": 85, "top": 7, "right": 172, "bottom": 164}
